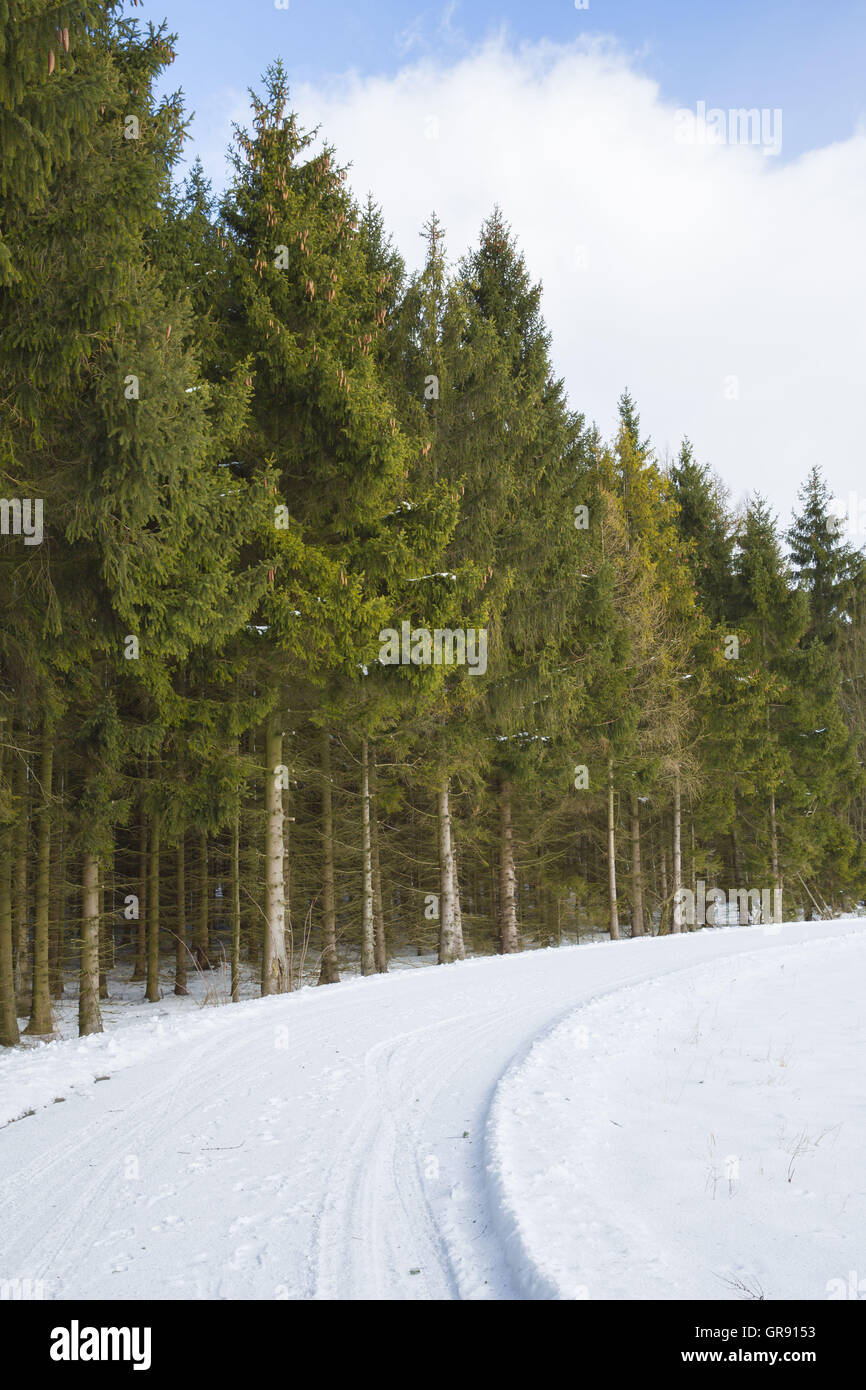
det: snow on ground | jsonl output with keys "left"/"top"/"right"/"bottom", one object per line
{"left": 487, "top": 929, "right": 866, "bottom": 1301}
{"left": 10, "top": 945, "right": 446, "bottom": 1052}
{"left": 1, "top": 917, "right": 863, "bottom": 1301}
{"left": 0, "top": 948, "right": 449, "bottom": 1126}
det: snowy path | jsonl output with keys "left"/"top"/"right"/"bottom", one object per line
{"left": 488, "top": 930, "right": 866, "bottom": 1300}
{"left": 1, "top": 918, "right": 863, "bottom": 1301}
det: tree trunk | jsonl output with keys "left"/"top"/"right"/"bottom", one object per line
{"left": 79, "top": 851, "right": 103, "bottom": 1036}
{"left": 0, "top": 745, "right": 19, "bottom": 1044}
{"left": 193, "top": 832, "right": 210, "bottom": 969}
{"left": 438, "top": 777, "right": 459, "bottom": 963}
{"left": 230, "top": 812, "right": 241, "bottom": 1003}
{"left": 49, "top": 762, "right": 66, "bottom": 999}
{"left": 767, "top": 692, "right": 781, "bottom": 896}
{"left": 318, "top": 730, "right": 339, "bottom": 984}
{"left": 630, "top": 793, "right": 645, "bottom": 936}
{"left": 25, "top": 722, "right": 54, "bottom": 1036}
{"left": 672, "top": 767, "right": 683, "bottom": 933}
{"left": 448, "top": 788, "right": 466, "bottom": 961}
{"left": 283, "top": 743, "right": 292, "bottom": 968}
{"left": 242, "top": 728, "right": 259, "bottom": 964}
{"left": 173, "top": 835, "right": 187, "bottom": 994}
{"left": 131, "top": 809, "right": 147, "bottom": 981}
{"left": 98, "top": 842, "right": 111, "bottom": 999}
{"left": 370, "top": 749, "right": 387, "bottom": 974}
{"left": 498, "top": 777, "right": 519, "bottom": 953}
{"left": 360, "top": 738, "right": 375, "bottom": 976}
{"left": 730, "top": 813, "right": 742, "bottom": 882}
{"left": 731, "top": 817, "right": 747, "bottom": 923}
{"left": 261, "top": 714, "right": 289, "bottom": 995}
{"left": 0, "top": 854, "right": 18, "bottom": 1045}
{"left": 606, "top": 758, "right": 619, "bottom": 940}
{"left": 452, "top": 837, "right": 465, "bottom": 960}
{"left": 12, "top": 744, "right": 29, "bottom": 1011}
{"left": 146, "top": 811, "right": 161, "bottom": 1002}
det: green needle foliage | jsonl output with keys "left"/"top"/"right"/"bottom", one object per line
{"left": 1, "top": 11, "right": 862, "bottom": 1040}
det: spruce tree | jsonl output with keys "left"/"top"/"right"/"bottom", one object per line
{"left": 218, "top": 67, "right": 454, "bottom": 987}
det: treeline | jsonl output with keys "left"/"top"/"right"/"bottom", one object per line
{"left": 1, "top": 4, "right": 864, "bottom": 1044}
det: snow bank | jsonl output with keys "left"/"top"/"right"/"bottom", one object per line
{"left": 485, "top": 929, "right": 866, "bottom": 1301}
{"left": 0, "top": 993, "right": 278, "bottom": 1130}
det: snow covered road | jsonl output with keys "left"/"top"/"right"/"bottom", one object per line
{"left": 1, "top": 918, "right": 864, "bottom": 1301}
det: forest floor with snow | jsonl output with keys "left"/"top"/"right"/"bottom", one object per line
{"left": 1, "top": 917, "right": 864, "bottom": 1301}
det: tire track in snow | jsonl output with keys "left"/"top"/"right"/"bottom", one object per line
{"left": 1, "top": 919, "right": 863, "bottom": 1300}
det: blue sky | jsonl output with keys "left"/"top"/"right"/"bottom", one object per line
{"left": 143, "top": 1, "right": 866, "bottom": 525}
{"left": 152, "top": 0, "right": 865, "bottom": 178}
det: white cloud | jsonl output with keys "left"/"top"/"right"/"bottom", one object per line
{"left": 285, "top": 35, "right": 866, "bottom": 529}
{"left": 185, "top": 84, "right": 250, "bottom": 187}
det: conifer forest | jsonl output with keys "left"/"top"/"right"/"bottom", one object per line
{"left": 1, "top": 0, "right": 865, "bottom": 1325}
{"left": 2, "top": 4, "right": 865, "bottom": 1048}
